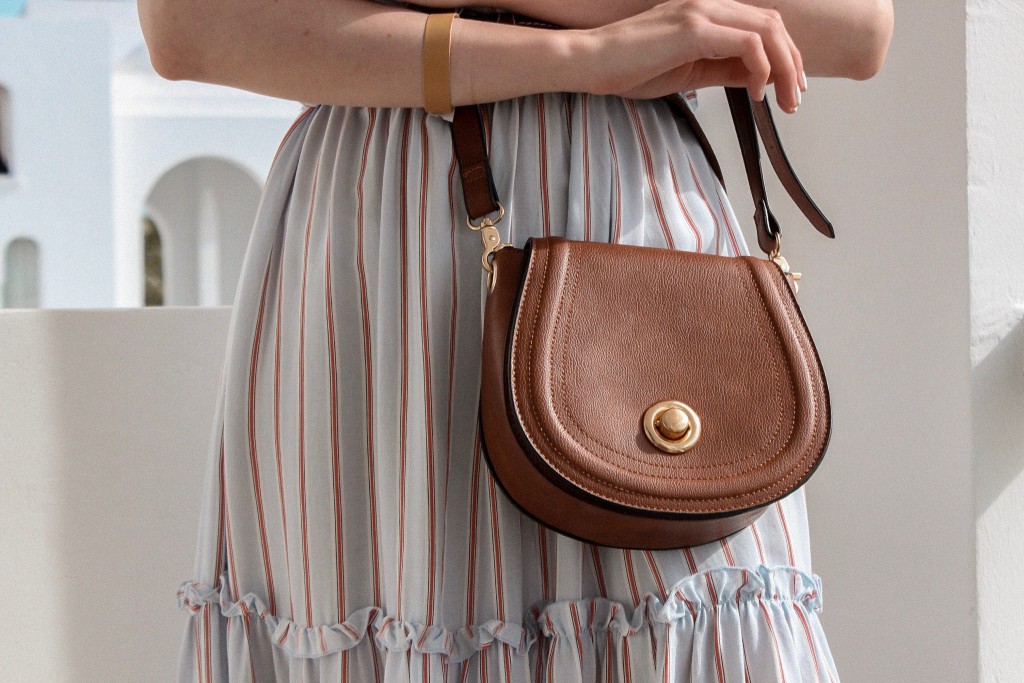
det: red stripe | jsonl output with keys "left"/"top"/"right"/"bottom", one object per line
{"left": 538, "top": 527, "right": 550, "bottom": 599}
{"left": 710, "top": 178, "right": 742, "bottom": 256}
{"left": 590, "top": 545, "right": 608, "bottom": 598}
{"left": 192, "top": 618, "right": 201, "bottom": 683}
{"left": 222, "top": 443, "right": 257, "bottom": 681}
{"left": 682, "top": 547, "right": 698, "bottom": 573}
{"left": 622, "top": 629, "right": 633, "bottom": 683}
{"left": 625, "top": 99, "right": 675, "bottom": 249}
{"left": 750, "top": 523, "right": 767, "bottom": 564}
{"left": 712, "top": 611, "right": 727, "bottom": 683}
{"left": 545, "top": 614, "right": 557, "bottom": 682}
{"left": 355, "top": 108, "right": 383, "bottom": 683}
{"left": 537, "top": 95, "right": 552, "bottom": 237}
{"left": 757, "top": 597, "right": 789, "bottom": 683}
{"left": 775, "top": 501, "right": 798, "bottom": 595}
{"left": 606, "top": 608, "right": 614, "bottom": 683}
{"left": 444, "top": 139, "right": 459, "bottom": 558}
{"left": 795, "top": 603, "right": 825, "bottom": 682}
{"left": 297, "top": 145, "right": 323, "bottom": 626}
{"left": 418, "top": 113, "right": 439, "bottom": 627}
{"left": 460, "top": 430, "right": 483, "bottom": 683}
{"left": 396, "top": 110, "right": 412, "bottom": 618}
{"left": 721, "top": 537, "right": 736, "bottom": 565}
{"left": 685, "top": 157, "right": 722, "bottom": 254}
{"left": 623, "top": 551, "right": 640, "bottom": 606}
{"left": 324, "top": 206, "right": 347, "bottom": 624}
{"left": 270, "top": 105, "right": 317, "bottom": 167}
{"left": 569, "top": 602, "right": 585, "bottom": 668}
{"left": 642, "top": 550, "right": 667, "bottom": 601}
{"left": 355, "top": 109, "right": 383, "bottom": 607}
{"left": 581, "top": 94, "right": 592, "bottom": 241}
{"left": 262, "top": 240, "right": 296, "bottom": 623}
{"left": 247, "top": 214, "right": 279, "bottom": 617}
{"left": 607, "top": 124, "right": 623, "bottom": 243}
{"left": 564, "top": 93, "right": 573, "bottom": 138}
{"left": 203, "top": 601, "right": 212, "bottom": 683}
{"left": 667, "top": 156, "right": 703, "bottom": 251}
{"left": 487, "top": 475, "right": 513, "bottom": 678}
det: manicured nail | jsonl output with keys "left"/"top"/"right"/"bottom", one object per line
{"left": 796, "top": 85, "right": 802, "bottom": 107}
{"left": 800, "top": 69, "right": 808, "bottom": 91}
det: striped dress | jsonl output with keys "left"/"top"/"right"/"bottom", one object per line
{"left": 175, "top": 87, "right": 841, "bottom": 682}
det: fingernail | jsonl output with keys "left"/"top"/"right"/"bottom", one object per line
{"left": 796, "top": 85, "right": 802, "bottom": 107}
{"left": 800, "top": 69, "right": 808, "bottom": 91}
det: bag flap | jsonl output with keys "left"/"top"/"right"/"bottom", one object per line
{"left": 503, "top": 237, "right": 830, "bottom": 515}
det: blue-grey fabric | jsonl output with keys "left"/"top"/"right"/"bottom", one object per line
{"left": 176, "top": 91, "right": 840, "bottom": 682}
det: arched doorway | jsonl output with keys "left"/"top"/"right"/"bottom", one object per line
{"left": 3, "top": 236, "right": 40, "bottom": 308}
{"left": 143, "top": 157, "right": 261, "bottom": 306}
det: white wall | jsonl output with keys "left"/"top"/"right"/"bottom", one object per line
{"left": 968, "top": 0, "right": 1024, "bottom": 680}
{"left": 0, "top": 307, "right": 231, "bottom": 681}
{"left": 696, "top": 1, "right": 975, "bottom": 680}
{"left": 0, "top": 15, "right": 116, "bottom": 307}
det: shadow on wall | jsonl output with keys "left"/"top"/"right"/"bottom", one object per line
{"left": 43, "top": 309, "right": 231, "bottom": 679}
{"left": 973, "top": 311, "right": 1024, "bottom": 516}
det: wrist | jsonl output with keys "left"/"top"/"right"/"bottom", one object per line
{"left": 449, "top": 17, "right": 599, "bottom": 105}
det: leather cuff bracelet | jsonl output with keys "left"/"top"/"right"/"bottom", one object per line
{"left": 422, "top": 12, "right": 457, "bottom": 115}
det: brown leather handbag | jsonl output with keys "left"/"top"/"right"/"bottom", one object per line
{"left": 448, "top": 65, "right": 834, "bottom": 548}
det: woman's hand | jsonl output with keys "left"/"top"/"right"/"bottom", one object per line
{"left": 579, "top": 0, "right": 805, "bottom": 113}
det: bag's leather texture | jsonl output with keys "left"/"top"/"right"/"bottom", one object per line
{"left": 442, "top": 7, "right": 834, "bottom": 549}
{"left": 479, "top": 241, "right": 830, "bottom": 549}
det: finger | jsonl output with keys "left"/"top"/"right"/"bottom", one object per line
{"left": 618, "top": 58, "right": 751, "bottom": 100}
{"left": 705, "top": 2, "right": 801, "bottom": 112}
{"left": 690, "top": 21, "right": 771, "bottom": 101}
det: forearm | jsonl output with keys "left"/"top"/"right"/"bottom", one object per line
{"left": 504, "top": 0, "right": 894, "bottom": 80}
{"left": 139, "top": 0, "right": 588, "bottom": 107}
{"left": 737, "top": 0, "right": 893, "bottom": 79}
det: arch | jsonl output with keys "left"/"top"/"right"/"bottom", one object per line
{"left": 142, "top": 156, "right": 262, "bottom": 306}
{"left": 142, "top": 216, "right": 164, "bottom": 306}
{"left": 3, "top": 236, "right": 40, "bottom": 308}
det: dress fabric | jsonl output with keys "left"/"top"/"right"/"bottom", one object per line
{"left": 175, "top": 90, "right": 840, "bottom": 682}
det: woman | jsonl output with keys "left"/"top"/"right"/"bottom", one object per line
{"left": 142, "top": 0, "right": 893, "bottom": 680}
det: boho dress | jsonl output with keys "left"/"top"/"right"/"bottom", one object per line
{"left": 175, "top": 83, "right": 841, "bottom": 682}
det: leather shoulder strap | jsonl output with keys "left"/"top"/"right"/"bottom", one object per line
{"left": 451, "top": 88, "right": 835, "bottom": 255}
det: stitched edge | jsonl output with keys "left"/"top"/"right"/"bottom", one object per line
{"left": 509, "top": 247, "right": 818, "bottom": 512}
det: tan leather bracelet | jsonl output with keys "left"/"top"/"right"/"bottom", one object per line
{"left": 422, "top": 12, "right": 457, "bottom": 115}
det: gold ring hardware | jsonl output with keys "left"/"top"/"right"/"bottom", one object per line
{"left": 643, "top": 400, "right": 701, "bottom": 454}
{"left": 767, "top": 233, "right": 802, "bottom": 295}
{"left": 466, "top": 202, "right": 510, "bottom": 292}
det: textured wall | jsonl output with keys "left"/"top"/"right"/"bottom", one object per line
{"left": 969, "top": 0, "right": 1024, "bottom": 680}
{"left": 698, "top": 0, "right": 975, "bottom": 679}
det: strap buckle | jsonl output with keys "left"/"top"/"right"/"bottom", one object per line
{"left": 466, "top": 202, "right": 510, "bottom": 291}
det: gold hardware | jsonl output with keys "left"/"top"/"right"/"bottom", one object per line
{"left": 768, "top": 233, "right": 802, "bottom": 295}
{"left": 643, "top": 400, "right": 701, "bottom": 454}
{"left": 466, "top": 202, "right": 510, "bottom": 292}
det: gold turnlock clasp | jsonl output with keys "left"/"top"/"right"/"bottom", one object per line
{"left": 643, "top": 400, "right": 702, "bottom": 454}
{"left": 768, "top": 233, "right": 802, "bottom": 294}
{"left": 466, "top": 202, "right": 510, "bottom": 292}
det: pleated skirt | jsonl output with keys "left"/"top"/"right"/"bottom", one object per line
{"left": 175, "top": 91, "right": 840, "bottom": 682}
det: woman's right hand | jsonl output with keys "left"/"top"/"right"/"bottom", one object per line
{"left": 579, "top": 0, "right": 806, "bottom": 113}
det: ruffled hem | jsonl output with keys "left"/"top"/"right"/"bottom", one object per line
{"left": 177, "top": 565, "right": 822, "bottom": 663}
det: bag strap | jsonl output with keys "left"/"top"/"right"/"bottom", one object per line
{"left": 450, "top": 87, "right": 834, "bottom": 257}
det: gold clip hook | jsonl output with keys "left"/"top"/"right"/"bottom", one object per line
{"left": 466, "top": 203, "right": 510, "bottom": 292}
{"left": 768, "top": 233, "right": 802, "bottom": 294}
